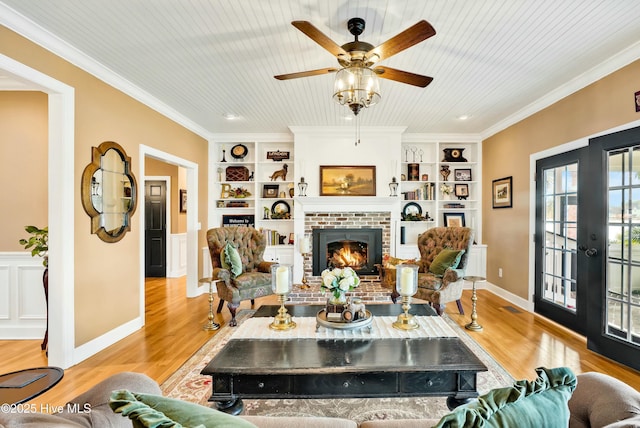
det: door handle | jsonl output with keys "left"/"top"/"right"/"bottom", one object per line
{"left": 585, "top": 248, "right": 598, "bottom": 257}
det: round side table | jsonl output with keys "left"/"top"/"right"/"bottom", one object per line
{"left": 463, "top": 276, "right": 485, "bottom": 332}
{"left": 199, "top": 277, "right": 220, "bottom": 331}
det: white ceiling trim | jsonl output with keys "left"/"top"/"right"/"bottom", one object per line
{"left": 481, "top": 39, "right": 640, "bottom": 140}
{"left": 0, "top": 2, "right": 211, "bottom": 139}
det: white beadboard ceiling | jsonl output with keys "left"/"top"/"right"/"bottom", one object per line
{"left": 2, "top": 0, "right": 640, "bottom": 138}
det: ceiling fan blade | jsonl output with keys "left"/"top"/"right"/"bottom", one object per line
{"left": 366, "top": 20, "right": 436, "bottom": 64}
{"left": 292, "top": 21, "right": 348, "bottom": 57}
{"left": 274, "top": 67, "right": 338, "bottom": 80}
{"left": 373, "top": 66, "right": 433, "bottom": 87}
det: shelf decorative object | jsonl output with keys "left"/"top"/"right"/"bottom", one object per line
{"left": 389, "top": 177, "right": 399, "bottom": 197}
{"left": 269, "top": 264, "right": 296, "bottom": 330}
{"left": 269, "top": 163, "right": 288, "bottom": 181}
{"left": 442, "top": 148, "right": 467, "bottom": 162}
{"left": 392, "top": 264, "right": 419, "bottom": 330}
{"left": 298, "top": 177, "right": 308, "bottom": 196}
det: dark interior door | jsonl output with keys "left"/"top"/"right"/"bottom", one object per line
{"left": 145, "top": 180, "right": 166, "bottom": 277}
{"left": 535, "top": 148, "right": 589, "bottom": 334}
{"left": 585, "top": 126, "right": 640, "bottom": 371}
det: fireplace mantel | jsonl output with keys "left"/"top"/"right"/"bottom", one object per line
{"left": 295, "top": 196, "right": 401, "bottom": 215}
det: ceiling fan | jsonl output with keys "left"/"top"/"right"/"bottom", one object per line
{"left": 275, "top": 17, "right": 436, "bottom": 114}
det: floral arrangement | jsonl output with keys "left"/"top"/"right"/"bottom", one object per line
{"left": 440, "top": 183, "right": 453, "bottom": 195}
{"left": 230, "top": 187, "right": 251, "bottom": 198}
{"left": 320, "top": 267, "right": 360, "bottom": 299}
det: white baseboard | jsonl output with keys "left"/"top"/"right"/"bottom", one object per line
{"left": 464, "top": 280, "right": 533, "bottom": 312}
{"left": 73, "top": 316, "right": 143, "bottom": 365}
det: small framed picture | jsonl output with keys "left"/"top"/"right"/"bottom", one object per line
{"left": 492, "top": 176, "right": 513, "bottom": 209}
{"left": 454, "top": 168, "right": 472, "bottom": 181}
{"left": 179, "top": 189, "right": 187, "bottom": 213}
{"left": 262, "top": 184, "right": 279, "bottom": 198}
{"left": 454, "top": 183, "right": 469, "bottom": 199}
{"left": 443, "top": 212, "right": 466, "bottom": 227}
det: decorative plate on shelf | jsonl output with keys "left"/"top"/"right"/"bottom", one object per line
{"left": 271, "top": 200, "right": 291, "bottom": 219}
{"left": 230, "top": 144, "right": 248, "bottom": 159}
{"left": 403, "top": 202, "right": 422, "bottom": 217}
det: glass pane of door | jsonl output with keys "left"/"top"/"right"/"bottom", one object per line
{"left": 605, "top": 147, "right": 640, "bottom": 346}
{"left": 541, "top": 163, "right": 578, "bottom": 311}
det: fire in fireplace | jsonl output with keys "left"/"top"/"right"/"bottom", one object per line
{"left": 312, "top": 228, "right": 382, "bottom": 276}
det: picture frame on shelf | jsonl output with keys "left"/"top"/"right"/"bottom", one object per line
{"left": 319, "top": 165, "right": 376, "bottom": 196}
{"left": 443, "top": 212, "right": 466, "bottom": 227}
{"left": 262, "top": 184, "right": 279, "bottom": 198}
{"left": 454, "top": 184, "right": 469, "bottom": 199}
{"left": 492, "top": 176, "right": 513, "bottom": 209}
{"left": 454, "top": 168, "right": 472, "bottom": 181}
{"left": 179, "top": 189, "right": 187, "bottom": 213}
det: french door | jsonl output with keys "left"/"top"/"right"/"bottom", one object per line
{"left": 535, "top": 149, "right": 589, "bottom": 334}
{"left": 535, "top": 126, "right": 640, "bottom": 370}
{"left": 585, "top": 126, "right": 640, "bottom": 370}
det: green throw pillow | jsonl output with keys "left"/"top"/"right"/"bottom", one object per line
{"left": 109, "top": 389, "right": 257, "bottom": 428}
{"left": 429, "top": 249, "right": 465, "bottom": 276}
{"left": 220, "top": 242, "right": 242, "bottom": 277}
{"left": 434, "top": 367, "right": 577, "bottom": 428}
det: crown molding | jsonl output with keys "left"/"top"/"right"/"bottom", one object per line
{"left": 0, "top": 2, "right": 211, "bottom": 139}
{"left": 481, "top": 39, "right": 640, "bottom": 140}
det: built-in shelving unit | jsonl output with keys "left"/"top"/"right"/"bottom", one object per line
{"left": 398, "top": 138, "right": 482, "bottom": 253}
{"left": 210, "top": 139, "right": 295, "bottom": 264}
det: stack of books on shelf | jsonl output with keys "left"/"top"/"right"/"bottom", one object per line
{"left": 402, "top": 183, "right": 435, "bottom": 200}
{"left": 443, "top": 202, "right": 465, "bottom": 209}
{"left": 260, "top": 228, "right": 286, "bottom": 246}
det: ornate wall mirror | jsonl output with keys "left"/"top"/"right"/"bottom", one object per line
{"left": 81, "top": 141, "right": 137, "bottom": 243}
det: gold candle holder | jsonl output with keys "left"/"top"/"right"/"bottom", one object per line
{"left": 199, "top": 278, "right": 220, "bottom": 331}
{"left": 393, "top": 264, "right": 419, "bottom": 330}
{"left": 299, "top": 235, "right": 310, "bottom": 289}
{"left": 269, "top": 293, "right": 296, "bottom": 330}
{"left": 393, "top": 294, "right": 419, "bottom": 330}
{"left": 269, "top": 264, "right": 296, "bottom": 330}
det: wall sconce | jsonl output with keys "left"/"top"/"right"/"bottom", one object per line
{"left": 298, "top": 177, "right": 308, "bottom": 197}
{"left": 389, "top": 177, "right": 399, "bottom": 197}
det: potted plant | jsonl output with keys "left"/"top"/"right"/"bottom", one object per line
{"left": 19, "top": 225, "right": 48, "bottom": 267}
{"left": 19, "top": 225, "right": 49, "bottom": 351}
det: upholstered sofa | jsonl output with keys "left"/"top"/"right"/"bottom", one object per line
{"left": 2, "top": 369, "right": 638, "bottom": 427}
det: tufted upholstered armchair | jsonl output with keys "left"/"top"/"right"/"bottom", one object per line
{"left": 413, "top": 226, "right": 474, "bottom": 315}
{"left": 207, "top": 226, "right": 275, "bottom": 326}
{"left": 379, "top": 226, "right": 474, "bottom": 315}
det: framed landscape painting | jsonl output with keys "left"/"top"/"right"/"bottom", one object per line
{"left": 492, "top": 176, "right": 513, "bottom": 208}
{"left": 319, "top": 165, "right": 376, "bottom": 196}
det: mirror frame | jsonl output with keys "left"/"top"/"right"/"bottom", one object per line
{"left": 81, "top": 141, "right": 137, "bottom": 243}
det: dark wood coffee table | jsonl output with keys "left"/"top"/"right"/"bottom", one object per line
{"left": 201, "top": 304, "right": 487, "bottom": 414}
{"left": 0, "top": 367, "right": 64, "bottom": 405}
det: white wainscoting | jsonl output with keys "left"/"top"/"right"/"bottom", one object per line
{"left": 0, "top": 252, "right": 47, "bottom": 339}
{"left": 167, "top": 233, "right": 187, "bottom": 278}
{"left": 201, "top": 246, "right": 213, "bottom": 280}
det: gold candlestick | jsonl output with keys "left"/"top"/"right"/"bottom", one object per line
{"left": 393, "top": 264, "right": 419, "bottom": 330}
{"left": 199, "top": 278, "right": 220, "bottom": 331}
{"left": 464, "top": 276, "right": 485, "bottom": 332}
{"left": 269, "top": 264, "right": 296, "bottom": 330}
{"left": 269, "top": 293, "right": 296, "bottom": 330}
{"left": 393, "top": 294, "right": 419, "bottom": 330}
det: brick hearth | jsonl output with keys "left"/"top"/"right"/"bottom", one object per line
{"left": 288, "top": 210, "right": 392, "bottom": 303}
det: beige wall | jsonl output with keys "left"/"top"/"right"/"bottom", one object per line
{"left": 0, "top": 91, "right": 48, "bottom": 251}
{"left": 482, "top": 59, "right": 640, "bottom": 300}
{"left": 0, "top": 25, "right": 208, "bottom": 347}
{"left": 145, "top": 157, "right": 186, "bottom": 234}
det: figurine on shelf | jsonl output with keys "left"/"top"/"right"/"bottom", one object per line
{"left": 270, "top": 164, "right": 288, "bottom": 181}
{"left": 263, "top": 206, "right": 270, "bottom": 220}
{"left": 440, "top": 165, "right": 451, "bottom": 181}
{"left": 221, "top": 145, "right": 227, "bottom": 163}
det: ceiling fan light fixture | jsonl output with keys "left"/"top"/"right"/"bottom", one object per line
{"left": 333, "top": 65, "right": 381, "bottom": 116}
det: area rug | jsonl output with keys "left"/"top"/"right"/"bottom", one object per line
{"left": 161, "top": 309, "right": 514, "bottom": 423}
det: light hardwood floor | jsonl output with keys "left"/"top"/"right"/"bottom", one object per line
{"left": 1, "top": 276, "right": 638, "bottom": 410}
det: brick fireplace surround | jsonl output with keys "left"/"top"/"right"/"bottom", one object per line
{"left": 288, "top": 211, "right": 393, "bottom": 303}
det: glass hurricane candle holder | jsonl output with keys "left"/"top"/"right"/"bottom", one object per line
{"left": 270, "top": 264, "right": 296, "bottom": 330}
{"left": 393, "top": 264, "right": 419, "bottom": 330}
